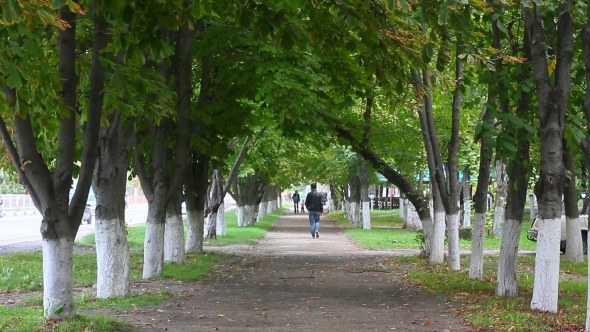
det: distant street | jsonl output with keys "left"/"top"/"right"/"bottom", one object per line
{"left": 0, "top": 206, "right": 148, "bottom": 246}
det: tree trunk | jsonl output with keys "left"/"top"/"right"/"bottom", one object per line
{"left": 563, "top": 140, "right": 584, "bottom": 262}
{"left": 184, "top": 154, "right": 209, "bottom": 254}
{"left": 359, "top": 156, "right": 371, "bottom": 230}
{"left": 495, "top": 22, "right": 532, "bottom": 296}
{"left": 235, "top": 172, "right": 265, "bottom": 226}
{"left": 430, "top": 182, "right": 446, "bottom": 264}
{"left": 349, "top": 174, "right": 361, "bottom": 227}
{"left": 496, "top": 153, "right": 528, "bottom": 297}
{"left": 94, "top": 106, "right": 132, "bottom": 298}
{"left": 185, "top": 206, "right": 204, "bottom": 253}
{"left": 143, "top": 205, "right": 166, "bottom": 278}
{"left": 462, "top": 167, "right": 472, "bottom": 228}
{"left": 43, "top": 235, "right": 75, "bottom": 318}
{"left": 492, "top": 161, "right": 507, "bottom": 237}
{"left": 216, "top": 202, "right": 226, "bottom": 236}
{"left": 526, "top": 4, "right": 574, "bottom": 313}
{"left": 580, "top": 8, "right": 590, "bottom": 328}
{"left": 204, "top": 212, "right": 217, "bottom": 238}
{"left": 164, "top": 191, "right": 185, "bottom": 263}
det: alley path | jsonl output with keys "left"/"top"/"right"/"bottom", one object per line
{"left": 122, "top": 210, "right": 473, "bottom": 332}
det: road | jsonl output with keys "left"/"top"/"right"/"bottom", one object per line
{"left": 0, "top": 206, "right": 148, "bottom": 246}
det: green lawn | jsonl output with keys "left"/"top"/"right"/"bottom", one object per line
{"left": 328, "top": 210, "right": 537, "bottom": 252}
{"left": 1, "top": 208, "right": 284, "bottom": 332}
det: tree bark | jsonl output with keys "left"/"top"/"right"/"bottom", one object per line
{"left": 359, "top": 155, "right": 371, "bottom": 230}
{"left": 495, "top": 19, "right": 532, "bottom": 297}
{"left": 563, "top": 139, "right": 584, "bottom": 262}
{"left": 164, "top": 190, "right": 185, "bottom": 263}
{"left": 579, "top": 7, "right": 590, "bottom": 329}
{"left": 525, "top": 3, "right": 574, "bottom": 313}
{"left": 493, "top": 160, "right": 507, "bottom": 237}
{"left": 469, "top": 2, "right": 499, "bottom": 279}
{"left": 185, "top": 154, "right": 209, "bottom": 253}
{"left": 349, "top": 173, "right": 361, "bottom": 227}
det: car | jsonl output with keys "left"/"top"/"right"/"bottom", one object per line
{"left": 527, "top": 215, "right": 588, "bottom": 254}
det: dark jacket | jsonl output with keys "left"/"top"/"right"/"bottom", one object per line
{"left": 305, "top": 190, "right": 323, "bottom": 212}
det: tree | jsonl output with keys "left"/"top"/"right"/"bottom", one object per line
{"left": 0, "top": 1, "right": 101, "bottom": 318}
{"left": 525, "top": 2, "right": 574, "bottom": 313}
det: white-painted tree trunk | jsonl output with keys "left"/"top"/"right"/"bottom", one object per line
{"left": 43, "top": 237, "right": 74, "bottom": 319}
{"left": 529, "top": 194, "right": 536, "bottom": 221}
{"left": 493, "top": 204, "right": 505, "bottom": 237}
{"left": 343, "top": 201, "right": 350, "bottom": 220}
{"left": 565, "top": 216, "right": 584, "bottom": 263}
{"left": 95, "top": 216, "right": 130, "bottom": 298}
{"left": 204, "top": 212, "right": 217, "bottom": 238}
{"left": 430, "top": 211, "right": 446, "bottom": 264}
{"left": 362, "top": 201, "right": 371, "bottom": 230}
{"left": 164, "top": 212, "right": 185, "bottom": 264}
{"left": 463, "top": 199, "right": 472, "bottom": 227}
{"left": 216, "top": 203, "right": 226, "bottom": 236}
{"left": 469, "top": 212, "right": 486, "bottom": 279}
{"left": 350, "top": 201, "right": 361, "bottom": 227}
{"left": 447, "top": 213, "right": 460, "bottom": 271}
{"left": 420, "top": 213, "right": 433, "bottom": 254}
{"left": 237, "top": 204, "right": 258, "bottom": 226}
{"left": 399, "top": 198, "right": 405, "bottom": 218}
{"left": 257, "top": 201, "right": 267, "bottom": 221}
{"left": 267, "top": 199, "right": 275, "bottom": 213}
{"left": 143, "top": 222, "right": 165, "bottom": 279}
{"left": 530, "top": 217, "right": 561, "bottom": 313}
{"left": 495, "top": 217, "right": 522, "bottom": 296}
{"left": 587, "top": 255, "right": 590, "bottom": 331}
{"left": 185, "top": 208, "right": 204, "bottom": 253}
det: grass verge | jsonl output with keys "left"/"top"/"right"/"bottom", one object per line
{"left": 329, "top": 210, "right": 537, "bottom": 252}
{"left": 388, "top": 255, "right": 586, "bottom": 331}
{"left": 2, "top": 208, "right": 283, "bottom": 332}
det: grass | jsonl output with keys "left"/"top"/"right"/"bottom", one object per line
{"left": 329, "top": 209, "right": 585, "bottom": 331}
{"left": 204, "top": 208, "right": 283, "bottom": 246}
{"left": 328, "top": 209, "right": 537, "bottom": 252}
{"left": 0, "top": 306, "right": 130, "bottom": 332}
{"left": 1, "top": 208, "right": 282, "bottom": 332}
{"left": 390, "top": 255, "right": 587, "bottom": 331}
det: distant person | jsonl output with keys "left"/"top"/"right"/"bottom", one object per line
{"left": 300, "top": 200, "right": 305, "bottom": 213}
{"left": 292, "top": 190, "right": 300, "bottom": 214}
{"left": 305, "top": 183, "right": 323, "bottom": 239}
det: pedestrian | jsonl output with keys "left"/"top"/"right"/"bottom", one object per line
{"left": 292, "top": 190, "right": 300, "bottom": 214}
{"left": 305, "top": 183, "right": 323, "bottom": 239}
{"left": 300, "top": 200, "right": 305, "bottom": 213}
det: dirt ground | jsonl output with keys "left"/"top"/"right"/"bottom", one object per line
{"left": 119, "top": 211, "right": 472, "bottom": 332}
{"left": 1, "top": 211, "right": 476, "bottom": 332}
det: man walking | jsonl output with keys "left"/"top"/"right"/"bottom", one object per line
{"left": 292, "top": 190, "right": 300, "bottom": 214}
{"left": 305, "top": 183, "right": 323, "bottom": 239}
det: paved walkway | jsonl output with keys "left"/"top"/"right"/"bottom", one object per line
{"left": 124, "top": 210, "right": 473, "bottom": 331}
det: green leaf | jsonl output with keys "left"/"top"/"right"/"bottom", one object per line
{"left": 4, "top": 0, "right": 23, "bottom": 24}
{"left": 280, "top": 29, "right": 294, "bottom": 50}
{"left": 387, "top": 0, "right": 395, "bottom": 11}
{"left": 496, "top": 20, "right": 508, "bottom": 34}
{"left": 53, "top": 304, "right": 64, "bottom": 315}
{"left": 438, "top": 8, "right": 447, "bottom": 25}
{"left": 398, "top": 0, "right": 410, "bottom": 10}
{"left": 345, "top": 16, "right": 356, "bottom": 28}
{"left": 6, "top": 65, "right": 23, "bottom": 88}
{"left": 500, "top": 140, "right": 517, "bottom": 152}
{"left": 51, "top": 0, "right": 67, "bottom": 9}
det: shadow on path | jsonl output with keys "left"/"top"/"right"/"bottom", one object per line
{"left": 124, "top": 210, "right": 473, "bottom": 332}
